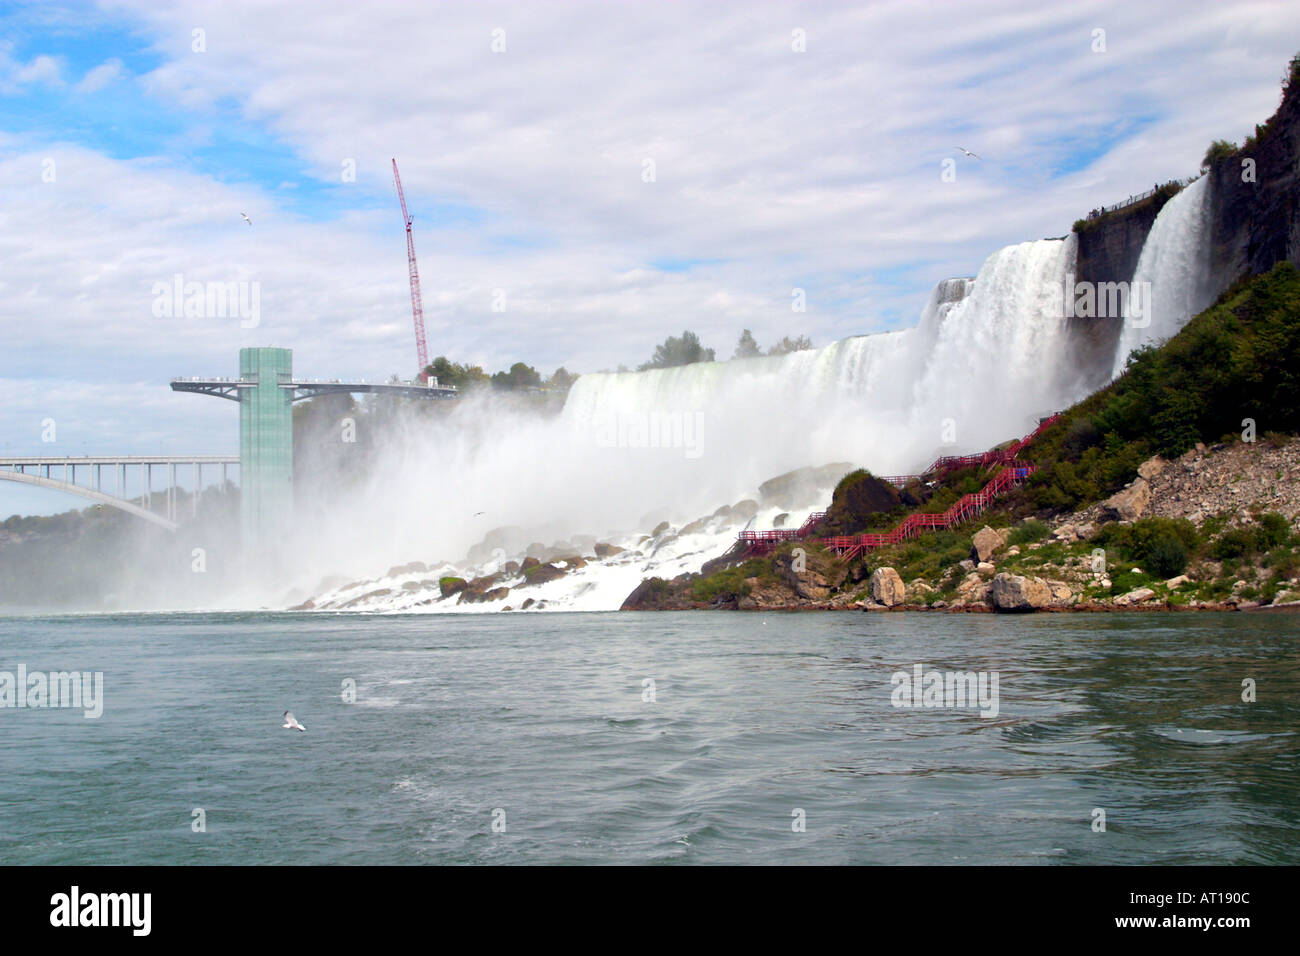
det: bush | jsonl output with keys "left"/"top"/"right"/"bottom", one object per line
{"left": 1007, "top": 519, "right": 1050, "bottom": 547}
{"left": 1144, "top": 533, "right": 1188, "bottom": 578}
{"left": 1210, "top": 527, "right": 1258, "bottom": 560}
{"left": 1201, "top": 139, "right": 1237, "bottom": 171}
{"left": 1256, "top": 512, "right": 1292, "bottom": 549}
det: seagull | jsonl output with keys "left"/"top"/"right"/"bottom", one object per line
{"left": 241, "top": 212, "right": 252, "bottom": 226}
{"left": 282, "top": 711, "right": 306, "bottom": 732}
{"left": 954, "top": 146, "right": 981, "bottom": 159}
{"left": 473, "top": 511, "right": 486, "bottom": 517}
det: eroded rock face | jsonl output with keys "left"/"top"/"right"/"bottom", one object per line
{"left": 989, "top": 572, "right": 1051, "bottom": 612}
{"left": 869, "top": 567, "right": 906, "bottom": 607}
{"left": 1102, "top": 477, "right": 1151, "bottom": 521}
{"left": 971, "top": 526, "right": 1008, "bottom": 563}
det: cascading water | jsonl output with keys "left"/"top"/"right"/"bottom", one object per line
{"left": 1110, "top": 176, "right": 1216, "bottom": 377}
{"left": 292, "top": 190, "right": 1222, "bottom": 613}
{"left": 293, "top": 236, "right": 1109, "bottom": 612}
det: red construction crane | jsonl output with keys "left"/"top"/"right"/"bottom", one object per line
{"left": 392, "top": 158, "right": 430, "bottom": 381}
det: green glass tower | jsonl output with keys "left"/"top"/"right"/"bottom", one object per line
{"left": 238, "top": 347, "right": 294, "bottom": 548}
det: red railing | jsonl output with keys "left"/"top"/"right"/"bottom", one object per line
{"left": 736, "top": 414, "right": 1057, "bottom": 560}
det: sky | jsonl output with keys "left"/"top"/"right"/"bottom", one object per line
{"left": 2, "top": 0, "right": 1298, "bottom": 516}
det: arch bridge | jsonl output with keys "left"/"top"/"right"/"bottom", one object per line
{"left": 0, "top": 456, "right": 240, "bottom": 531}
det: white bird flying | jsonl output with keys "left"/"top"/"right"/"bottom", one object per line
{"left": 282, "top": 711, "right": 306, "bottom": 732}
{"left": 954, "top": 146, "right": 981, "bottom": 159}
{"left": 241, "top": 212, "right": 252, "bottom": 226}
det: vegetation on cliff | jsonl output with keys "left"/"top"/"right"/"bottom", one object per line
{"left": 1020, "top": 261, "right": 1300, "bottom": 514}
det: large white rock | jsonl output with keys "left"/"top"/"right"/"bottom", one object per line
{"left": 869, "top": 567, "right": 907, "bottom": 607}
{"left": 989, "top": 572, "right": 1051, "bottom": 612}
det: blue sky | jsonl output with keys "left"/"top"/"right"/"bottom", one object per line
{"left": 2, "top": 0, "right": 1299, "bottom": 516}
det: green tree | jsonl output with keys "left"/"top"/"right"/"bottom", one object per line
{"left": 546, "top": 367, "right": 578, "bottom": 390}
{"left": 1201, "top": 139, "right": 1237, "bottom": 171}
{"left": 639, "top": 330, "right": 715, "bottom": 370}
{"left": 768, "top": 335, "right": 813, "bottom": 355}
{"left": 734, "top": 329, "right": 761, "bottom": 358}
{"left": 424, "top": 356, "right": 489, "bottom": 389}
{"left": 491, "top": 361, "right": 542, "bottom": 391}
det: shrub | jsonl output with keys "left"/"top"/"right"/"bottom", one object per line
{"left": 1255, "top": 512, "right": 1292, "bottom": 550}
{"left": 1201, "top": 139, "right": 1237, "bottom": 171}
{"left": 1007, "top": 519, "right": 1050, "bottom": 547}
{"left": 1210, "top": 527, "right": 1257, "bottom": 560}
{"left": 1144, "top": 533, "right": 1188, "bottom": 578}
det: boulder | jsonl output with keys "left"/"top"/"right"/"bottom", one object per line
{"left": 438, "top": 577, "right": 467, "bottom": 598}
{"left": 989, "top": 572, "right": 1051, "bottom": 612}
{"left": 1137, "top": 455, "right": 1168, "bottom": 480}
{"left": 1102, "top": 477, "right": 1151, "bottom": 521}
{"left": 731, "top": 500, "right": 760, "bottom": 522}
{"left": 387, "top": 560, "right": 428, "bottom": 577}
{"left": 520, "top": 562, "right": 566, "bottom": 587}
{"left": 1046, "top": 581, "right": 1073, "bottom": 605}
{"left": 1114, "top": 586, "right": 1157, "bottom": 606}
{"left": 971, "top": 526, "right": 1008, "bottom": 563}
{"left": 651, "top": 521, "right": 672, "bottom": 537}
{"left": 869, "top": 567, "right": 906, "bottom": 607}
{"left": 1165, "top": 574, "right": 1191, "bottom": 589}
{"left": 1052, "top": 524, "right": 1078, "bottom": 543}
{"left": 757, "top": 462, "right": 854, "bottom": 510}
{"left": 593, "top": 542, "right": 624, "bottom": 559}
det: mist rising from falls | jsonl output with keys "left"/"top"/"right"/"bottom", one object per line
{"left": 1111, "top": 176, "right": 1216, "bottom": 377}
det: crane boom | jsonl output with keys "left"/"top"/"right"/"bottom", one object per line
{"left": 392, "top": 159, "right": 430, "bottom": 380}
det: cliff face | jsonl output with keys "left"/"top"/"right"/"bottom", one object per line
{"left": 1065, "top": 74, "right": 1300, "bottom": 392}
{"left": 1208, "top": 80, "right": 1300, "bottom": 284}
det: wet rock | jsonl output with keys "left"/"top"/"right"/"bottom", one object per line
{"left": 731, "top": 500, "right": 760, "bottom": 522}
{"left": 594, "top": 542, "right": 624, "bottom": 559}
{"left": 520, "top": 562, "right": 566, "bottom": 587}
{"left": 680, "top": 517, "right": 711, "bottom": 535}
{"left": 387, "top": 561, "right": 429, "bottom": 577}
{"left": 651, "top": 521, "right": 672, "bottom": 537}
{"left": 439, "top": 577, "right": 467, "bottom": 598}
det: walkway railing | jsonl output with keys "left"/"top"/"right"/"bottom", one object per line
{"left": 737, "top": 414, "right": 1058, "bottom": 560}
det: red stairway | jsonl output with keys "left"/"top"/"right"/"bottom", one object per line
{"left": 737, "top": 414, "right": 1058, "bottom": 560}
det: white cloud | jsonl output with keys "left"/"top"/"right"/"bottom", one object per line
{"left": 75, "top": 57, "right": 124, "bottom": 93}
{"left": 3, "top": 0, "right": 1300, "bottom": 515}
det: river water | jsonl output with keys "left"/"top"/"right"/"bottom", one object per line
{"left": 1, "top": 610, "right": 1295, "bottom": 865}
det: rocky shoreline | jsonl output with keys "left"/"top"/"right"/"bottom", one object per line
{"left": 621, "top": 437, "right": 1300, "bottom": 615}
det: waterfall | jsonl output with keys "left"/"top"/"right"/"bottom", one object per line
{"left": 293, "top": 213, "right": 1220, "bottom": 612}
{"left": 1110, "top": 176, "right": 1216, "bottom": 377}
{"left": 563, "top": 236, "right": 1081, "bottom": 486}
